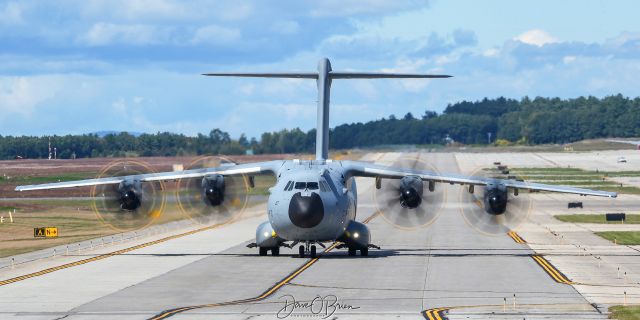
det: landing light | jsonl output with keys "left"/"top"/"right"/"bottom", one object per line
{"left": 353, "top": 232, "right": 359, "bottom": 239}
{"left": 263, "top": 231, "right": 270, "bottom": 238}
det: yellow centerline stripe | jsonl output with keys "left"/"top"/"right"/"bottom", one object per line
{"left": 533, "top": 256, "right": 565, "bottom": 283}
{"left": 149, "top": 243, "right": 340, "bottom": 320}
{"left": 0, "top": 220, "right": 236, "bottom": 287}
{"left": 538, "top": 256, "right": 572, "bottom": 284}
{"left": 531, "top": 255, "right": 572, "bottom": 284}
{"left": 150, "top": 213, "right": 379, "bottom": 319}
{"left": 532, "top": 255, "right": 562, "bottom": 282}
{"left": 507, "top": 231, "right": 525, "bottom": 244}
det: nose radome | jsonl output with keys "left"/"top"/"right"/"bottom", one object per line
{"left": 288, "top": 192, "right": 324, "bottom": 228}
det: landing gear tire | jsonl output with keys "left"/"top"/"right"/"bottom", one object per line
{"left": 348, "top": 247, "right": 357, "bottom": 256}
{"left": 310, "top": 245, "right": 317, "bottom": 258}
{"left": 272, "top": 247, "right": 280, "bottom": 256}
{"left": 299, "top": 245, "right": 305, "bottom": 258}
{"left": 259, "top": 247, "right": 268, "bottom": 256}
{"left": 360, "top": 248, "right": 368, "bottom": 256}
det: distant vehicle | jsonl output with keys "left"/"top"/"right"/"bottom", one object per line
{"left": 617, "top": 157, "right": 627, "bottom": 163}
{"left": 568, "top": 202, "right": 583, "bottom": 209}
{"left": 14, "top": 155, "right": 23, "bottom": 160}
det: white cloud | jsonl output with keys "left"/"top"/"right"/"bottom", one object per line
{"left": 310, "top": 0, "right": 427, "bottom": 17}
{"left": 0, "top": 77, "right": 60, "bottom": 118}
{"left": 79, "top": 23, "right": 168, "bottom": 46}
{"left": 0, "top": 2, "right": 24, "bottom": 25}
{"left": 514, "top": 29, "right": 559, "bottom": 47}
{"left": 191, "top": 25, "right": 241, "bottom": 44}
{"left": 81, "top": 0, "right": 253, "bottom": 22}
{"left": 381, "top": 58, "right": 434, "bottom": 92}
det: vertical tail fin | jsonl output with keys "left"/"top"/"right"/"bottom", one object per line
{"left": 204, "top": 58, "right": 451, "bottom": 160}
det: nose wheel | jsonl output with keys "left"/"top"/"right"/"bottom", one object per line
{"left": 298, "top": 242, "right": 317, "bottom": 258}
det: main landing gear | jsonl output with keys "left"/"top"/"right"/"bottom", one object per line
{"left": 347, "top": 246, "right": 368, "bottom": 256}
{"left": 258, "top": 246, "right": 280, "bottom": 256}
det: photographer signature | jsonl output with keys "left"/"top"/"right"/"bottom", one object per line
{"left": 276, "top": 294, "right": 359, "bottom": 319}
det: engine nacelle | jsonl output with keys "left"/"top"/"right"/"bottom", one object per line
{"left": 337, "top": 220, "right": 371, "bottom": 249}
{"left": 201, "top": 174, "right": 225, "bottom": 206}
{"left": 118, "top": 180, "right": 142, "bottom": 211}
{"left": 483, "top": 183, "right": 508, "bottom": 215}
{"left": 255, "top": 221, "right": 284, "bottom": 248}
{"left": 399, "top": 175, "right": 423, "bottom": 209}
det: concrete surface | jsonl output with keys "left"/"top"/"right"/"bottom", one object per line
{"left": 2, "top": 151, "right": 638, "bottom": 319}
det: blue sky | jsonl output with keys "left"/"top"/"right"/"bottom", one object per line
{"left": 1, "top": 0, "right": 639, "bottom": 139}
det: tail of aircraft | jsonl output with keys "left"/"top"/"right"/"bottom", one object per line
{"left": 203, "top": 58, "right": 451, "bottom": 160}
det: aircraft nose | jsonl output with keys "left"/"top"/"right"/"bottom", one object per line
{"left": 288, "top": 192, "right": 324, "bottom": 228}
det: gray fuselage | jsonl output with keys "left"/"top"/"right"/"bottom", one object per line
{"left": 267, "top": 160, "right": 357, "bottom": 241}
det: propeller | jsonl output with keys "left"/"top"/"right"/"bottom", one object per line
{"left": 373, "top": 155, "right": 446, "bottom": 230}
{"left": 176, "top": 156, "right": 250, "bottom": 226}
{"left": 458, "top": 167, "right": 532, "bottom": 235}
{"left": 91, "top": 160, "right": 166, "bottom": 232}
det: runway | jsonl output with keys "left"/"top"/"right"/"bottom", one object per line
{"left": 0, "top": 152, "right": 625, "bottom": 319}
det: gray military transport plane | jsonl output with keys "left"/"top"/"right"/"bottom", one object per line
{"left": 15, "top": 58, "right": 617, "bottom": 258}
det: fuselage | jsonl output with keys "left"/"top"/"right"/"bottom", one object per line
{"left": 267, "top": 160, "right": 357, "bottom": 241}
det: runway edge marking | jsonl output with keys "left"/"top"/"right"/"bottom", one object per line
{"left": 421, "top": 307, "right": 449, "bottom": 320}
{"left": 149, "top": 212, "right": 381, "bottom": 320}
{"left": 0, "top": 221, "right": 235, "bottom": 286}
{"left": 531, "top": 254, "right": 573, "bottom": 284}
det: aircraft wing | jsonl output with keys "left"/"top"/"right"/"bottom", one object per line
{"left": 15, "top": 160, "right": 283, "bottom": 192}
{"left": 342, "top": 160, "right": 617, "bottom": 198}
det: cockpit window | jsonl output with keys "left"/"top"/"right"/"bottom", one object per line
{"left": 284, "top": 181, "right": 292, "bottom": 191}
{"left": 292, "top": 181, "right": 320, "bottom": 190}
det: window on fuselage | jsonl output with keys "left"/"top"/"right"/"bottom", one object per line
{"left": 307, "top": 182, "right": 319, "bottom": 190}
{"left": 294, "top": 182, "right": 306, "bottom": 189}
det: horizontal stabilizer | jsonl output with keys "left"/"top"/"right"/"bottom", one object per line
{"left": 202, "top": 71, "right": 452, "bottom": 79}
{"left": 329, "top": 72, "right": 451, "bottom": 79}
{"left": 202, "top": 72, "right": 317, "bottom": 79}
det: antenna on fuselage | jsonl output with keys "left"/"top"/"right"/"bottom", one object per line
{"left": 203, "top": 58, "right": 452, "bottom": 160}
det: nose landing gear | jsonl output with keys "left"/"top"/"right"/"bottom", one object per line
{"left": 298, "top": 241, "right": 318, "bottom": 258}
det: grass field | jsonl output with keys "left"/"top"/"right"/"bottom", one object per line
{"left": 0, "top": 192, "right": 270, "bottom": 258}
{"left": 609, "top": 305, "right": 640, "bottom": 319}
{"left": 555, "top": 214, "right": 640, "bottom": 224}
{"left": 596, "top": 231, "right": 640, "bottom": 245}
{"left": 0, "top": 172, "right": 98, "bottom": 185}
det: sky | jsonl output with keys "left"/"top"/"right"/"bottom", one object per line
{"left": 1, "top": 0, "right": 640, "bottom": 139}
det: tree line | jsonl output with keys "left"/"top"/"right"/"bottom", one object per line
{"left": 1, "top": 94, "right": 638, "bottom": 159}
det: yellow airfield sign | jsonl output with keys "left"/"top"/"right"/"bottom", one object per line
{"left": 34, "top": 227, "right": 58, "bottom": 238}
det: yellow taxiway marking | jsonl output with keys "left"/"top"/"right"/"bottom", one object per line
{"left": 531, "top": 255, "right": 573, "bottom": 284}
{"left": 150, "top": 242, "right": 340, "bottom": 320}
{"left": 422, "top": 307, "right": 449, "bottom": 320}
{"left": 150, "top": 211, "right": 382, "bottom": 320}
{"left": 0, "top": 220, "right": 236, "bottom": 287}
{"left": 507, "top": 231, "right": 526, "bottom": 244}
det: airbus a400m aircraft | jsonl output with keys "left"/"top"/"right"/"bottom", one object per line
{"left": 16, "top": 58, "right": 616, "bottom": 258}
